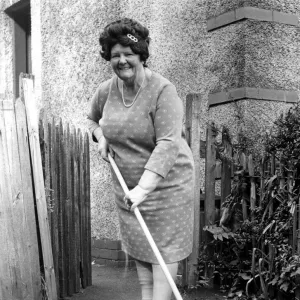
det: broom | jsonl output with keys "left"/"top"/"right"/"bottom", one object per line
{"left": 108, "top": 154, "right": 183, "bottom": 300}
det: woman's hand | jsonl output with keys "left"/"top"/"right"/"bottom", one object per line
{"left": 98, "top": 135, "right": 114, "bottom": 162}
{"left": 124, "top": 185, "right": 149, "bottom": 211}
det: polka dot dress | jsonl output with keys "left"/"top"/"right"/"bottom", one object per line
{"left": 88, "top": 71, "right": 194, "bottom": 264}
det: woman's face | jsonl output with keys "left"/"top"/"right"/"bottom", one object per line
{"left": 110, "top": 43, "right": 143, "bottom": 82}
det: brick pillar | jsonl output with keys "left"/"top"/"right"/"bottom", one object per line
{"left": 206, "top": 2, "right": 299, "bottom": 126}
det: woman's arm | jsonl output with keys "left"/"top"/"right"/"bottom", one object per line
{"left": 87, "top": 80, "right": 113, "bottom": 161}
{"left": 87, "top": 80, "right": 111, "bottom": 142}
{"left": 144, "top": 83, "right": 183, "bottom": 178}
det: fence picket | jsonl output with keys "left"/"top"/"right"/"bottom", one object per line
{"left": 4, "top": 99, "right": 34, "bottom": 299}
{"left": 269, "top": 154, "right": 275, "bottom": 217}
{"left": 62, "top": 124, "right": 70, "bottom": 296}
{"left": 15, "top": 99, "right": 41, "bottom": 299}
{"left": 205, "top": 122, "right": 217, "bottom": 227}
{"left": 221, "top": 127, "right": 232, "bottom": 204}
{"left": 0, "top": 101, "right": 15, "bottom": 300}
{"left": 43, "top": 119, "right": 51, "bottom": 231}
{"left": 85, "top": 132, "right": 92, "bottom": 286}
{"left": 297, "top": 196, "right": 300, "bottom": 299}
{"left": 204, "top": 121, "right": 217, "bottom": 288}
{"left": 78, "top": 129, "right": 87, "bottom": 288}
{"left": 66, "top": 123, "right": 75, "bottom": 296}
{"left": 82, "top": 133, "right": 88, "bottom": 288}
{"left": 185, "top": 94, "right": 202, "bottom": 286}
{"left": 69, "top": 125, "right": 76, "bottom": 292}
{"left": 51, "top": 118, "right": 60, "bottom": 299}
{"left": 58, "top": 118, "right": 67, "bottom": 297}
{"left": 260, "top": 159, "right": 266, "bottom": 207}
{"left": 73, "top": 128, "right": 81, "bottom": 292}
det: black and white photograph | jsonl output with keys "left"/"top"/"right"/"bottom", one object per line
{"left": 1, "top": 1, "right": 300, "bottom": 300}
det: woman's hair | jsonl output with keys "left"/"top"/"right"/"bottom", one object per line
{"left": 99, "top": 18, "right": 150, "bottom": 66}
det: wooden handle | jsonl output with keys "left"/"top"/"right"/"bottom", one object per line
{"left": 108, "top": 154, "right": 183, "bottom": 300}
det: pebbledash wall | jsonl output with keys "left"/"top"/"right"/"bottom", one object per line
{"left": 1, "top": 0, "right": 300, "bottom": 263}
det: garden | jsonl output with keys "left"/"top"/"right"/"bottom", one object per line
{"left": 196, "top": 103, "right": 300, "bottom": 300}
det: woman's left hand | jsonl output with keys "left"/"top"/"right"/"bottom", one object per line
{"left": 124, "top": 185, "right": 149, "bottom": 211}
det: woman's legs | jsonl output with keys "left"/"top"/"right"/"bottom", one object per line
{"left": 135, "top": 260, "right": 153, "bottom": 300}
{"left": 136, "top": 260, "right": 179, "bottom": 300}
{"left": 152, "top": 262, "right": 178, "bottom": 300}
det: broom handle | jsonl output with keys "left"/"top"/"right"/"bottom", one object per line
{"left": 108, "top": 154, "right": 183, "bottom": 300}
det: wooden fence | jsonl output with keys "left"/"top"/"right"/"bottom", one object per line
{"left": 0, "top": 77, "right": 57, "bottom": 299}
{"left": 40, "top": 116, "right": 92, "bottom": 299}
{"left": 0, "top": 74, "right": 92, "bottom": 299}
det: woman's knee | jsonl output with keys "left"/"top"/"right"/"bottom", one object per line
{"left": 152, "top": 262, "right": 178, "bottom": 281}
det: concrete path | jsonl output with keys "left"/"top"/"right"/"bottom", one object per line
{"left": 70, "top": 265, "right": 224, "bottom": 300}
{"left": 71, "top": 265, "right": 140, "bottom": 300}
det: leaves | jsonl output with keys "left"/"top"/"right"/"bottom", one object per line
{"left": 269, "top": 275, "right": 279, "bottom": 286}
{"left": 291, "top": 267, "right": 300, "bottom": 277}
{"left": 203, "top": 225, "right": 235, "bottom": 240}
{"left": 239, "top": 273, "right": 251, "bottom": 280}
{"left": 280, "top": 282, "right": 289, "bottom": 292}
{"left": 262, "top": 220, "right": 275, "bottom": 235}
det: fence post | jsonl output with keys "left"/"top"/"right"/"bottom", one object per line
{"left": 221, "top": 127, "right": 232, "bottom": 204}
{"left": 205, "top": 122, "right": 217, "bottom": 227}
{"left": 204, "top": 121, "right": 217, "bottom": 288}
{"left": 184, "top": 94, "right": 202, "bottom": 286}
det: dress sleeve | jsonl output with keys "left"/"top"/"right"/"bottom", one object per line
{"left": 87, "top": 81, "right": 110, "bottom": 142}
{"left": 144, "top": 84, "right": 183, "bottom": 178}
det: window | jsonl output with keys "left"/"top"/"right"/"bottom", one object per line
{"left": 5, "top": 0, "right": 31, "bottom": 98}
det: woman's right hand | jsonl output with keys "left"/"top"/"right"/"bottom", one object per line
{"left": 98, "top": 135, "right": 114, "bottom": 162}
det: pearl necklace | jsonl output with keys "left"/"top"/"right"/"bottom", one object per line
{"left": 121, "top": 74, "right": 145, "bottom": 108}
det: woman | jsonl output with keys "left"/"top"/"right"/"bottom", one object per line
{"left": 87, "top": 18, "right": 194, "bottom": 300}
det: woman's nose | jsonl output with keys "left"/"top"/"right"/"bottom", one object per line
{"left": 119, "top": 54, "right": 126, "bottom": 64}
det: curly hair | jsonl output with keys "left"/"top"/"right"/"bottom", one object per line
{"left": 99, "top": 18, "right": 151, "bottom": 66}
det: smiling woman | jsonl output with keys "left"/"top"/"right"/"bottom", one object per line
{"left": 86, "top": 18, "right": 195, "bottom": 300}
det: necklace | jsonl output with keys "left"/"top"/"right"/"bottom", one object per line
{"left": 121, "top": 74, "right": 145, "bottom": 108}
